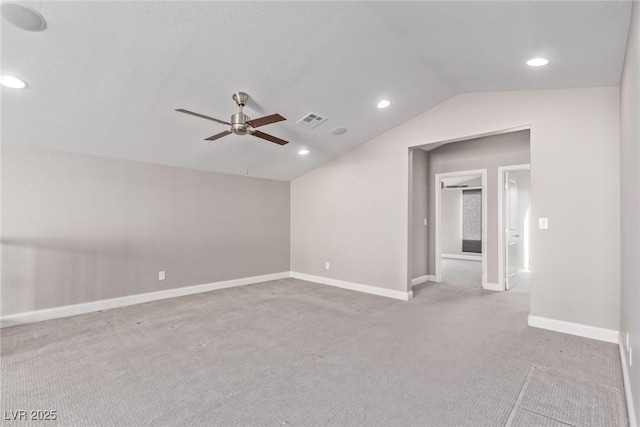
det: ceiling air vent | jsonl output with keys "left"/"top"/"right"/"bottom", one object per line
{"left": 296, "top": 112, "right": 327, "bottom": 129}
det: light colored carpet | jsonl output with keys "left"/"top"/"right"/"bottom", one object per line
{"left": 442, "top": 259, "right": 531, "bottom": 295}
{"left": 1, "top": 278, "right": 627, "bottom": 426}
{"left": 441, "top": 258, "right": 482, "bottom": 289}
{"left": 508, "top": 271, "right": 530, "bottom": 294}
{"left": 506, "top": 366, "right": 627, "bottom": 426}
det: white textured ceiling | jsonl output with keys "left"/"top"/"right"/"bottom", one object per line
{"left": 1, "top": 1, "right": 632, "bottom": 181}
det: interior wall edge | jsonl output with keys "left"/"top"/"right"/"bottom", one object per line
{"left": 620, "top": 336, "right": 639, "bottom": 427}
{"left": 619, "top": 0, "right": 640, "bottom": 422}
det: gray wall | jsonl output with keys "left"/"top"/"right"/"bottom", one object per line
{"left": 411, "top": 149, "right": 429, "bottom": 278}
{"left": 291, "top": 87, "right": 620, "bottom": 331}
{"left": 620, "top": 1, "right": 640, "bottom": 419}
{"left": 1, "top": 145, "right": 291, "bottom": 314}
{"left": 426, "top": 131, "right": 531, "bottom": 284}
{"left": 441, "top": 189, "right": 464, "bottom": 256}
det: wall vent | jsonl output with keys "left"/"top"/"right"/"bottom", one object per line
{"left": 296, "top": 112, "right": 327, "bottom": 129}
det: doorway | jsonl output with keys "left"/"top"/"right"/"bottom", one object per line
{"left": 407, "top": 127, "right": 531, "bottom": 295}
{"left": 435, "top": 169, "right": 488, "bottom": 289}
{"left": 498, "top": 165, "right": 531, "bottom": 292}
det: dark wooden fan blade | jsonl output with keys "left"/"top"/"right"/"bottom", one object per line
{"left": 175, "top": 108, "right": 231, "bottom": 126}
{"left": 204, "top": 130, "right": 232, "bottom": 141}
{"left": 246, "top": 113, "right": 286, "bottom": 128}
{"left": 252, "top": 130, "right": 289, "bottom": 146}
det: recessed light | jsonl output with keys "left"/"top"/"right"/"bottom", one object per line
{"left": 377, "top": 100, "right": 391, "bottom": 109}
{"left": 526, "top": 58, "right": 549, "bottom": 67}
{"left": 1, "top": 3, "right": 47, "bottom": 32}
{"left": 0, "top": 75, "right": 27, "bottom": 89}
{"left": 298, "top": 149, "right": 309, "bottom": 155}
{"left": 332, "top": 126, "right": 348, "bottom": 136}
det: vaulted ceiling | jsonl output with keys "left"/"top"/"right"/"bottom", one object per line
{"left": 1, "top": 1, "right": 632, "bottom": 181}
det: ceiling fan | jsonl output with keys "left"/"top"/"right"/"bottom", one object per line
{"left": 176, "top": 92, "right": 289, "bottom": 145}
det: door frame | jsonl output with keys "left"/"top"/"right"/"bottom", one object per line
{"left": 434, "top": 169, "right": 488, "bottom": 289}
{"left": 497, "top": 164, "right": 531, "bottom": 291}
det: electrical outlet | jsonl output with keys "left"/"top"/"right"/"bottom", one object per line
{"left": 325, "top": 262, "right": 330, "bottom": 270}
{"left": 424, "top": 218, "right": 427, "bottom": 226}
{"left": 159, "top": 271, "right": 166, "bottom": 281}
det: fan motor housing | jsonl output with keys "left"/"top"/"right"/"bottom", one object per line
{"left": 231, "top": 112, "right": 251, "bottom": 135}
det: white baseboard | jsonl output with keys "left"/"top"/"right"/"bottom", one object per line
{"left": 411, "top": 275, "right": 436, "bottom": 287}
{"left": 2, "top": 271, "right": 415, "bottom": 327}
{"left": 528, "top": 315, "right": 619, "bottom": 344}
{"left": 619, "top": 336, "right": 638, "bottom": 427}
{"left": 483, "top": 282, "right": 503, "bottom": 291}
{"left": 291, "top": 272, "right": 413, "bottom": 301}
{"left": 0, "top": 272, "right": 290, "bottom": 328}
{"left": 442, "top": 253, "right": 482, "bottom": 261}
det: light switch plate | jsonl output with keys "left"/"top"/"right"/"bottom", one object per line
{"left": 159, "top": 271, "right": 166, "bottom": 281}
{"left": 538, "top": 218, "right": 549, "bottom": 229}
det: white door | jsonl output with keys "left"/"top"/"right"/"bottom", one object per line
{"left": 505, "top": 172, "right": 519, "bottom": 289}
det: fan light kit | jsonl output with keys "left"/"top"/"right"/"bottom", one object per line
{"left": 377, "top": 100, "right": 391, "bottom": 109}
{"left": 1, "top": 3, "right": 47, "bottom": 31}
{"left": 176, "top": 92, "right": 289, "bottom": 145}
{"left": 527, "top": 58, "right": 549, "bottom": 67}
{"left": 0, "top": 75, "right": 27, "bottom": 89}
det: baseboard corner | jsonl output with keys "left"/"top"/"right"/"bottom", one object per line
{"left": 619, "top": 336, "right": 638, "bottom": 427}
{"left": 411, "top": 275, "right": 436, "bottom": 287}
{"left": 527, "top": 314, "right": 619, "bottom": 344}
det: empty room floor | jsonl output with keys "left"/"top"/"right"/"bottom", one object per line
{"left": 441, "top": 258, "right": 482, "bottom": 288}
{"left": 509, "top": 271, "right": 531, "bottom": 294}
{"left": 1, "top": 279, "right": 627, "bottom": 426}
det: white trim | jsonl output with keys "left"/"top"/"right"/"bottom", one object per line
{"left": 411, "top": 125, "right": 532, "bottom": 150}
{"left": 411, "top": 275, "right": 437, "bottom": 286}
{"left": 483, "top": 282, "right": 503, "bottom": 292}
{"left": 442, "top": 185, "right": 483, "bottom": 191}
{"left": 434, "top": 169, "right": 488, "bottom": 289}
{"left": 528, "top": 315, "right": 619, "bottom": 344}
{"left": 619, "top": 336, "right": 638, "bottom": 427}
{"left": 498, "top": 164, "right": 531, "bottom": 292}
{"left": 1, "top": 272, "right": 416, "bottom": 328}
{"left": 291, "top": 272, "right": 413, "bottom": 301}
{"left": 442, "top": 253, "right": 482, "bottom": 261}
{"left": 0, "top": 272, "right": 290, "bottom": 328}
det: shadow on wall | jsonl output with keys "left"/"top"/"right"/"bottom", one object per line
{"left": 1, "top": 145, "right": 291, "bottom": 316}
{"left": 2, "top": 237, "right": 152, "bottom": 315}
